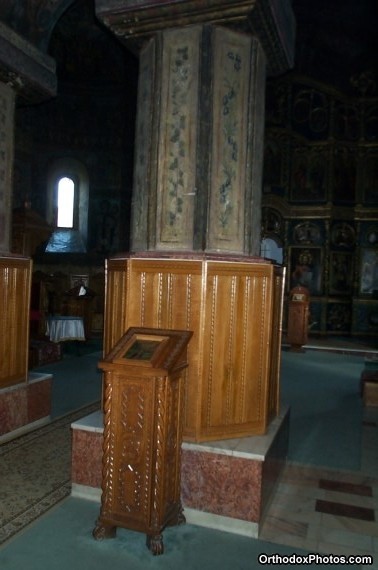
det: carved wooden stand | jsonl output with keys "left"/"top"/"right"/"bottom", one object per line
{"left": 287, "top": 285, "right": 310, "bottom": 352}
{"left": 93, "top": 327, "right": 192, "bottom": 555}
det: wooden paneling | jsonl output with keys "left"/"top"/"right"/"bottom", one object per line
{"left": 201, "top": 262, "right": 273, "bottom": 438}
{"left": 104, "top": 258, "right": 129, "bottom": 355}
{"left": 104, "top": 255, "right": 285, "bottom": 442}
{"left": 267, "top": 269, "right": 286, "bottom": 421}
{"left": 0, "top": 255, "right": 32, "bottom": 389}
{"left": 125, "top": 259, "right": 203, "bottom": 439}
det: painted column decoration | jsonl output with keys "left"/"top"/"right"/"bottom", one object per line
{"left": 157, "top": 27, "right": 199, "bottom": 249}
{"left": 207, "top": 28, "right": 266, "bottom": 254}
{"left": 208, "top": 28, "right": 250, "bottom": 251}
{"left": 132, "top": 40, "right": 155, "bottom": 251}
{"left": 132, "top": 25, "right": 266, "bottom": 255}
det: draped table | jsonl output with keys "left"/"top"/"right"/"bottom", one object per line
{"left": 46, "top": 316, "right": 85, "bottom": 343}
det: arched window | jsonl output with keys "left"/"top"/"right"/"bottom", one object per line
{"left": 45, "top": 159, "right": 89, "bottom": 253}
{"left": 57, "top": 176, "right": 75, "bottom": 228}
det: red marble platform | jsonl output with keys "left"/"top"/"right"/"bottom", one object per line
{"left": 0, "top": 372, "right": 52, "bottom": 440}
{"left": 71, "top": 406, "right": 289, "bottom": 537}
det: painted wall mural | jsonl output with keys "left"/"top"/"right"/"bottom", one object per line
{"left": 291, "top": 86, "right": 329, "bottom": 139}
{"left": 329, "top": 252, "right": 353, "bottom": 295}
{"left": 289, "top": 247, "right": 322, "bottom": 295}
{"left": 360, "top": 249, "right": 378, "bottom": 296}
{"left": 264, "top": 74, "right": 377, "bottom": 336}
{"left": 291, "top": 145, "right": 327, "bottom": 202}
{"left": 362, "top": 149, "right": 378, "bottom": 205}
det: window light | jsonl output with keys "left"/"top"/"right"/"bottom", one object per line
{"left": 57, "top": 177, "right": 74, "bottom": 228}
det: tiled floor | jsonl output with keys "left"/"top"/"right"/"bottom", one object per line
{"left": 260, "top": 404, "right": 378, "bottom": 567}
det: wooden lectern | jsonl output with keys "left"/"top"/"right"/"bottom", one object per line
{"left": 93, "top": 327, "right": 192, "bottom": 555}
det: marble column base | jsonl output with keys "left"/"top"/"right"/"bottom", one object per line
{"left": 71, "top": 406, "right": 290, "bottom": 537}
{"left": 0, "top": 372, "right": 52, "bottom": 441}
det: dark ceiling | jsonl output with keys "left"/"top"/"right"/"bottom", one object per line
{"left": 48, "top": 0, "right": 376, "bottom": 97}
{"left": 1, "top": 0, "right": 376, "bottom": 97}
{"left": 48, "top": 0, "right": 137, "bottom": 87}
{"left": 291, "top": 0, "right": 377, "bottom": 95}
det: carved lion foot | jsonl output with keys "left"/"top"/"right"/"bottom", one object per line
{"left": 92, "top": 521, "right": 117, "bottom": 540}
{"left": 146, "top": 533, "right": 164, "bottom": 555}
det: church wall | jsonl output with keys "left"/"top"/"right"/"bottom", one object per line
{"left": 11, "top": 77, "right": 137, "bottom": 339}
{"left": 14, "top": 84, "right": 135, "bottom": 256}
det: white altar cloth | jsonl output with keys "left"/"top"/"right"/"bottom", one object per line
{"left": 46, "top": 316, "right": 85, "bottom": 343}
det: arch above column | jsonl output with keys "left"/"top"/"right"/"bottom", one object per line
{"left": 0, "top": 21, "right": 56, "bottom": 104}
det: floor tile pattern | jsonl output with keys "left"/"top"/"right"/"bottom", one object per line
{"left": 315, "top": 499, "right": 375, "bottom": 521}
{"left": 260, "top": 405, "right": 378, "bottom": 566}
{"left": 319, "top": 478, "right": 373, "bottom": 496}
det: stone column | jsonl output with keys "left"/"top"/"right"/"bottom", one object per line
{"left": 0, "top": 82, "right": 15, "bottom": 252}
{"left": 0, "top": 21, "right": 56, "bottom": 253}
{"left": 0, "top": 22, "right": 56, "bottom": 439}
{"left": 95, "top": 0, "right": 295, "bottom": 255}
{"left": 97, "top": 0, "right": 295, "bottom": 443}
{"left": 132, "top": 25, "right": 267, "bottom": 254}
